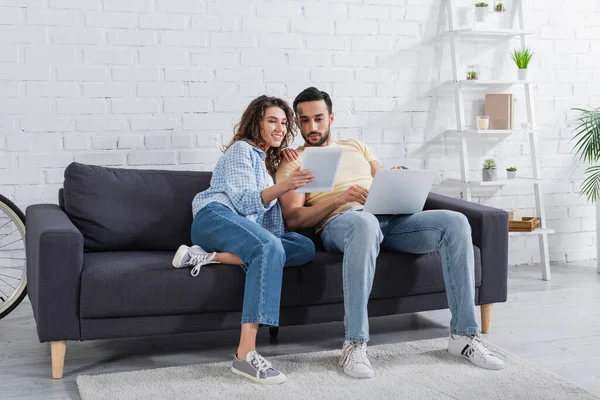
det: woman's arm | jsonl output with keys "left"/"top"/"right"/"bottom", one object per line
{"left": 261, "top": 169, "right": 314, "bottom": 206}
{"left": 222, "top": 142, "right": 313, "bottom": 215}
{"left": 221, "top": 143, "right": 272, "bottom": 216}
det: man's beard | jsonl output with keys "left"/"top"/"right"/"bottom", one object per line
{"left": 302, "top": 126, "right": 330, "bottom": 147}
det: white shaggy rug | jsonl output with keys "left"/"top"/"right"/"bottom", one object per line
{"left": 77, "top": 338, "right": 598, "bottom": 400}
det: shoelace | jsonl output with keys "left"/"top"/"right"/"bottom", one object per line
{"left": 190, "top": 252, "right": 217, "bottom": 277}
{"left": 467, "top": 335, "right": 494, "bottom": 358}
{"left": 248, "top": 351, "right": 273, "bottom": 378}
{"left": 339, "top": 342, "right": 372, "bottom": 368}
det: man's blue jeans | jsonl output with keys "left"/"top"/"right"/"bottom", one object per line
{"left": 191, "top": 202, "right": 315, "bottom": 327}
{"left": 320, "top": 209, "right": 480, "bottom": 343}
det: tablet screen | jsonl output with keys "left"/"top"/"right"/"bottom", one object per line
{"left": 295, "top": 147, "right": 344, "bottom": 193}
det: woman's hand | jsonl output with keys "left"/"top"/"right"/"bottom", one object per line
{"left": 281, "top": 148, "right": 299, "bottom": 162}
{"left": 285, "top": 167, "right": 315, "bottom": 191}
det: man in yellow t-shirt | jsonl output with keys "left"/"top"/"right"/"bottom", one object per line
{"left": 276, "top": 138, "right": 378, "bottom": 232}
{"left": 276, "top": 87, "right": 505, "bottom": 379}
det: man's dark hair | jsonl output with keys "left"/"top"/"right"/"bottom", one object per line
{"left": 293, "top": 87, "right": 333, "bottom": 115}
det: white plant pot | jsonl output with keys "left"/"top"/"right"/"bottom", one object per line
{"left": 507, "top": 171, "right": 516, "bottom": 179}
{"left": 474, "top": 7, "right": 488, "bottom": 22}
{"left": 518, "top": 68, "right": 529, "bottom": 80}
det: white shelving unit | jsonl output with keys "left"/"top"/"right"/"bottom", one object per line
{"left": 445, "top": 0, "right": 554, "bottom": 281}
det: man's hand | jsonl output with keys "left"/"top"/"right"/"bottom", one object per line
{"left": 337, "top": 185, "right": 369, "bottom": 206}
{"left": 284, "top": 167, "right": 314, "bottom": 191}
{"left": 281, "top": 148, "right": 299, "bottom": 162}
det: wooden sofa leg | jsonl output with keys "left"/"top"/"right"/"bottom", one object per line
{"left": 480, "top": 304, "right": 492, "bottom": 334}
{"left": 51, "top": 341, "right": 66, "bottom": 379}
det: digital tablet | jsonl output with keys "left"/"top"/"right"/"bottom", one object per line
{"left": 295, "top": 146, "right": 344, "bottom": 193}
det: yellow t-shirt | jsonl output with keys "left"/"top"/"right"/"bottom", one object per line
{"left": 275, "top": 139, "right": 378, "bottom": 230}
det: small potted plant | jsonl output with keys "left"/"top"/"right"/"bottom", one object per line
{"left": 474, "top": 2, "right": 489, "bottom": 23}
{"left": 466, "top": 64, "right": 480, "bottom": 80}
{"left": 482, "top": 158, "right": 497, "bottom": 181}
{"left": 494, "top": 1, "right": 505, "bottom": 12}
{"left": 510, "top": 47, "right": 533, "bottom": 80}
{"left": 506, "top": 166, "right": 517, "bottom": 179}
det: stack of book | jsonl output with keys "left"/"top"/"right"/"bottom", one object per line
{"left": 484, "top": 93, "right": 514, "bottom": 130}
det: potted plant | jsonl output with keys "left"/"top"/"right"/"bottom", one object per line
{"left": 466, "top": 63, "right": 480, "bottom": 80}
{"left": 482, "top": 158, "right": 497, "bottom": 181}
{"left": 570, "top": 107, "right": 600, "bottom": 274}
{"left": 571, "top": 107, "right": 600, "bottom": 203}
{"left": 510, "top": 48, "right": 533, "bottom": 80}
{"left": 494, "top": 1, "right": 505, "bottom": 12}
{"left": 506, "top": 167, "right": 517, "bottom": 179}
{"left": 474, "top": 2, "right": 488, "bottom": 23}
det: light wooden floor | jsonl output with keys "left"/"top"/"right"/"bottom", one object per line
{"left": 1, "top": 262, "right": 599, "bottom": 399}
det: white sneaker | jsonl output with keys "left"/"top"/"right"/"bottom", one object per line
{"left": 172, "top": 244, "right": 219, "bottom": 277}
{"left": 448, "top": 334, "right": 506, "bottom": 370}
{"left": 339, "top": 341, "right": 375, "bottom": 379}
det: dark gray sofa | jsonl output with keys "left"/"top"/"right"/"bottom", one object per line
{"left": 26, "top": 162, "right": 509, "bottom": 378}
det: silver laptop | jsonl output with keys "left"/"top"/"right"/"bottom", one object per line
{"left": 362, "top": 169, "right": 434, "bottom": 215}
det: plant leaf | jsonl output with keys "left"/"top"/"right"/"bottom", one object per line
{"left": 580, "top": 165, "right": 600, "bottom": 203}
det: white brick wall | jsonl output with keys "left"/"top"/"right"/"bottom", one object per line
{"left": 0, "top": 0, "right": 599, "bottom": 266}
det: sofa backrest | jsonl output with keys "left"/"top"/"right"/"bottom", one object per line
{"left": 62, "top": 162, "right": 212, "bottom": 252}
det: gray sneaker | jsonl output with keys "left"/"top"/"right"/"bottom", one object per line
{"left": 172, "top": 244, "right": 218, "bottom": 277}
{"left": 231, "top": 351, "right": 286, "bottom": 385}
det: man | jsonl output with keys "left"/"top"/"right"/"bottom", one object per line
{"left": 275, "top": 87, "right": 505, "bottom": 379}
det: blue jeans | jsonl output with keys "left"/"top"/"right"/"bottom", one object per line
{"left": 320, "top": 209, "right": 479, "bottom": 343}
{"left": 191, "top": 202, "right": 315, "bottom": 326}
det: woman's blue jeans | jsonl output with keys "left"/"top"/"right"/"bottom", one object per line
{"left": 191, "top": 202, "right": 315, "bottom": 326}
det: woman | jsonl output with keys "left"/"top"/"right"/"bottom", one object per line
{"left": 172, "top": 95, "right": 316, "bottom": 385}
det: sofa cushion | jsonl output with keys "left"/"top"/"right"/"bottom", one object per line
{"left": 62, "top": 162, "right": 212, "bottom": 252}
{"left": 79, "top": 251, "right": 303, "bottom": 319}
{"left": 79, "top": 247, "right": 481, "bottom": 319}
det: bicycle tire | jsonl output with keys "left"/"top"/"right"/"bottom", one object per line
{"left": 0, "top": 194, "right": 27, "bottom": 320}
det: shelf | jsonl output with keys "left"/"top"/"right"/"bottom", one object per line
{"left": 468, "top": 178, "right": 542, "bottom": 186}
{"left": 448, "top": 129, "right": 533, "bottom": 135}
{"left": 509, "top": 228, "right": 555, "bottom": 236}
{"left": 457, "top": 79, "right": 532, "bottom": 87}
{"left": 452, "top": 28, "right": 535, "bottom": 37}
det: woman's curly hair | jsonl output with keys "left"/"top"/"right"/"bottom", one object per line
{"left": 223, "top": 95, "right": 296, "bottom": 175}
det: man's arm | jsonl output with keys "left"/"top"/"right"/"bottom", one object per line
{"left": 279, "top": 190, "right": 343, "bottom": 231}
{"left": 370, "top": 160, "right": 383, "bottom": 177}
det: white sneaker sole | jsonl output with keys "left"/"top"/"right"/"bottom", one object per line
{"left": 448, "top": 349, "right": 506, "bottom": 370}
{"left": 342, "top": 366, "right": 375, "bottom": 379}
{"left": 172, "top": 244, "right": 189, "bottom": 268}
{"left": 230, "top": 366, "right": 287, "bottom": 385}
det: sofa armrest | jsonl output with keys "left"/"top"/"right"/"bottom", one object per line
{"left": 424, "top": 192, "right": 508, "bottom": 305}
{"left": 26, "top": 204, "right": 84, "bottom": 342}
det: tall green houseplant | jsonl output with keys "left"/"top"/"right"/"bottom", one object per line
{"left": 571, "top": 107, "right": 600, "bottom": 203}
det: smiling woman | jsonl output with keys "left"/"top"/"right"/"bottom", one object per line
{"left": 171, "top": 95, "right": 317, "bottom": 385}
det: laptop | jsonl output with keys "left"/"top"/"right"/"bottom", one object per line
{"left": 362, "top": 169, "right": 434, "bottom": 215}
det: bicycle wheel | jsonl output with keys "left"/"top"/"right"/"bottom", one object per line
{"left": 0, "top": 194, "right": 27, "bottom": 320}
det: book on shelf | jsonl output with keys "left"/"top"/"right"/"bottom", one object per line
{"left": 484, "top": 93, "right": 513, "bottom": 130}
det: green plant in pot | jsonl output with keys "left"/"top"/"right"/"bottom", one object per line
{"left": 571, "top": 107, "right": 600, "bottom": 203}
{"left": 506, "top": 166, "right": 517, "bottom": 179}
{"left": 467, "top": 70, "right": 479, "bottom": 80}
{"left": 482, "top": 158, "right": 497, "bottom": 181}
{"left": 511, "top": 48, "right": 533, "bottom": 80}
{"left": 474, "top": 2, "right": 488, "bottom": 23}
{"left": 495, "top": 2, "right": 505, "bottom": 12}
